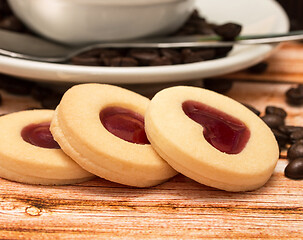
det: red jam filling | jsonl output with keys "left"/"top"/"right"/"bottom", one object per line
{"left": 182, "top": 100, "right": 250, "bottom": 154}
{"left": 21, "top": 122, "right": 60, "bottom": 149}
{"left": 100, "top": 106, "right": 150, "bottom": 144}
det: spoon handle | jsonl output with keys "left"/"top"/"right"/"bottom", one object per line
{"left": 81, "top": 31, "right": 303, "bottom": 49}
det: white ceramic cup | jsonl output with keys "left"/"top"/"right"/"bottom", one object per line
{"left": 8, "top": 0, "right": 195, "bottom": 45}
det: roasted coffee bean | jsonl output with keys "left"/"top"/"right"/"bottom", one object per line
{"left": 215, "top": 47, "right": 234, "bottom": 58}
{"left": 248, "top": 61, "right": 268, "bottom": 74}
{"left": 289, "top": 130, "right": 303, "bottom": 144}
{"left": 194, "top": 49, "right": 216, "bottom": 61}
{"left": 99, "top": 49, "right": 121, "bottom": 59}
{"left": 128, "top": 49, "right": 159, "bottom": 65}
{"left": 265, "top": 106, "right": 287, "bottom": 119}
{"left": 278, "top": 125, "right": 303, "bottom": 135}
{"left": 203, "top": 78, "right": 233, "bottom": 94}
{"left": 214, "top": 23, "right": 242, "bottom": 40}
{"left": 271, "top": 128, "right": 289, "bottom": 148}
{"left": 149, "top": 56, "right": 172, "bottom": 66}
{"left": 160, "top": 49, "right": 182, "bottom": 64}
{"left": 71, "top": 48, "right": 104, "bottom": 65}
{"left": 41, "top": 93, "right": 63, "bottom": 109}
{"left": 30, "top": 85, "right": 54, "bottom": 101}
{"left": 287, "top": 141, "right": 303, "bottom": 160}
{"left": 0, "top": 75, "right": 34, "bottom": 95}
{"left": 286, "top": 84, "right": 303, "bottom": 106}
{"left": 284, "top": 158, "right": 303, "bottom": 179}
{"left": 242, "top": 103, "right": 261, "bottom": 116}
{"left": 173, "top": 10, "right": 215, "bottom": 36}
{"left": 261, "top": 114, "right": 285, "bottom": 129}
{"left": 182, "top": 48, "right": 215, "bottom": 63}
{"left": 71, "top": 55, "right": 100, "bottom": 66}
{"left": 109, "top": 57, "right": 139, "bottom": 67}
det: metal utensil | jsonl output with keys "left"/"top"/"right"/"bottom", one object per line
{"left": 1, "top": 29, "right": 303, "bottom": 63}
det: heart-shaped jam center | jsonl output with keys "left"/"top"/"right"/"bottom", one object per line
{"left": 100, "top": 106, "right": 150, "bottom": 144}
{"left": 21, "top": 122, "right": 60, "bottom": 149}
{"left": 182, "top": 100, "right": 250, "bottom": 154}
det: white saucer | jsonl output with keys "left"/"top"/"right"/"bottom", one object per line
{"left": 0, "top": 0, "right": 289, "bottom": 84}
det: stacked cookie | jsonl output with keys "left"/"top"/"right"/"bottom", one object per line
{"left": 0, "top": 84, "right": 279, "bottom": 191}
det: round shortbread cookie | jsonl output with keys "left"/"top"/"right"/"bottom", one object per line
{"left": 50, "top": 84, "right": 177, "bottom": 187}
{"left": 0, "top": 110, "right": 94, "bottom": 185}
{"left": 145, "top": 86, "right": 279, "bottom": 192}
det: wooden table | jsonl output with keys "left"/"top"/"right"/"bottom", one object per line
{"left": 0, "top": 42, "right": 302, "bottom": 239}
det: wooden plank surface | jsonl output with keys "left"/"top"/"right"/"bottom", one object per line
{"left": 224, "top": 42, "right": 303, "bottom": 83}
{"left": 0, "top": 43, "right": 303, "bottom": 239}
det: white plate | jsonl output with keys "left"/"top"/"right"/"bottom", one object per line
{"left": 0, "top": 0, "right": 289, "bottom": 84}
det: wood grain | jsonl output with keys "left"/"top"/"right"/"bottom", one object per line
{"left": 223, "top": 42, "right": 303, "bottom": 83}
{"left": 0, "top": 42, "right": 303, "bottom": 239}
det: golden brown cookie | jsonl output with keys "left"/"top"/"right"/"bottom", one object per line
{"left": 0, "top": 110, "right": 94, "bottom": 185}
{"left": 51, "top": 84, "right": 177, "bottom": 187}
{"left": 145, "top": 86, "right": 279, "bottom": 192}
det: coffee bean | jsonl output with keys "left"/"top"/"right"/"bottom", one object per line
{"left": 287, "top": 141, "right": 303, "bottom": 160}
{"left": 214, "top": 23, "right": 242, "bottom": 40}
{"left": 286, "top": 84, "right": 303, "bottom": 106}
{"left": 109, "top": 57, "right": 139, "bottom": 67}
{"left": 203, "top": 78, "right": 233, "bottom": 94}
{"left": 289, "top": 130, "right": 303, "bottom": 144}
{"left": 278, "top": 125, "right": 303, "bottom": 135}
{"left": 261, "top": 114, "right": 285, "bottom": 129}
{"left": 71, "top": 55, "right": 100, "bottom": 66}
{"left": 128, "top": 49, "right": 159, "bottom": 65}
{"left": 0, "top": 74, "right": 34, "bottom": 95}
{"left": 215, "top": 47, "right": 234, "bottom": 58}
{"left": 174, "top": 10, "right": 215, "bottom": 36}
{"left": 271, "top": 128, "right": 289, "bottom": 148}
{"left": 285, "top": 158, "right": 303, "bottom": 179}
{"left": 182, "top": 49, "right": 205, "bottom": 63}
{"left": 40, "top": 93, "right": 63, "bottom": 109}
{"left": 30, "top": 85, "right": 55, "bottom": 101}
{"left": 195, "top": 49, "right": 216, "bottom": 61}
{"left": 248, "top": 61, "right": 268, "bottom": 74}
{"left": 99, "top": 49, "right": 121, "bottom": 59}
{"left": 149, "top": 56, "right": 172, "bottom": 66}
{"left": 265, "top": 106, "right": 287, "bottom": 119}
{"left": 160, "top": 49, "right": 182, "bottom": 64}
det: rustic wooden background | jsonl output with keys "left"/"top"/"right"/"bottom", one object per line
{"left": 0, "top": 42, "right": 302, "bottom": 239}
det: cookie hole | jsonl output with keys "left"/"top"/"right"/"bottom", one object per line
{"left": 182, "top": 100, "right": 250, "bottom": 154}
{"left": 100, "top": 106, "right": 150, "bottom": 145}
{"left": 21, "top": 122, "right": 60, "bottom": 149}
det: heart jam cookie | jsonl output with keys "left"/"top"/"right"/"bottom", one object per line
{"left": 145, "top": 86, "right": 279, "bottom": 192}
{"left": 50, "top": 84, "right": 177, "bottom": 187}
{"left": 0, "top": 110, "right": 94, "bottom": 185}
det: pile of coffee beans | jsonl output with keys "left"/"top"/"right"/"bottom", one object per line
{"left": 243, "top": 102, "right": 303, "bottom": 180}
{"left": 0, "top": 74, "right": 63, "bottom": 110}
{"left": 70, "top": 12, "right": 241, "bottom": 67}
